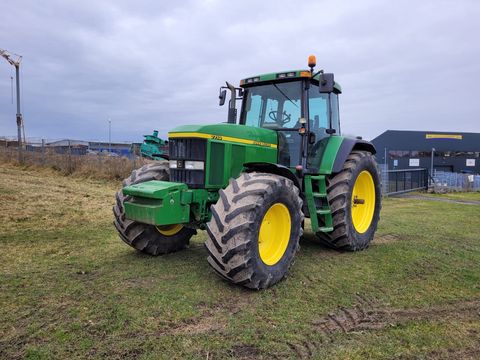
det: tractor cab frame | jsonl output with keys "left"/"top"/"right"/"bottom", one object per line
{"left": 238, "top": 77, "right": 341, "bottom": 172}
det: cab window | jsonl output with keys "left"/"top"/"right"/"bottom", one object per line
{"left": 308, "top": 85, "right": 340, "bottom": 138}
{"left": 241, "top": 81, "right": 302, "bottom": 129}
{"left": 307, "top": 85, "right": 341, "bottom": 169}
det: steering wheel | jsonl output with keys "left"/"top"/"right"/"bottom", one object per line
{"left": 268, "top": 110, "right": 291, "bottom": 125}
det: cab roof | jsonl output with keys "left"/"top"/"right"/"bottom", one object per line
{"left": 240, "top": 69, "right": 342, "bottom": 93}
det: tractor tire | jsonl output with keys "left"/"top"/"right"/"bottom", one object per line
{"left": 205, "top": 172, "right": 303, "bottom": 290}
{"left": 316, "top": 150, "right": 381, "bottom": 251}
{"left": 113, "top": 162, "right": 196, "bottom": 255}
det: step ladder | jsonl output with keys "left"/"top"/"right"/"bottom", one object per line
{"left": 304, "top": 175, "right": 333, "bottom": 233}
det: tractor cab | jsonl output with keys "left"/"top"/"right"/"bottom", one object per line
{"left": 221, "top": 56, "right": 342, "bottom": 171}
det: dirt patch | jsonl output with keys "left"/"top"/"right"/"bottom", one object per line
{"left": 159, "top": 293, "right": 254, "bottom": 336}
{"left": 312, "top": 293, "right": 385, "bottom": 334}
{"left": 272, "top": 295, "right": 480, "bottom": 359}
{"left": 312, "top": 294, "right": 480, "bottom": 336}
{"left": 425, "top": 343, "right": 480, "bottom": 360}
{"left": 230, "top": 344, "right": 261, "bottom": 359}
{"left": 122, "top": 275, "right": 178, "bottom": 288}
{"left": 168, "top": 313, "right": 226, "bottom": 336}
{"left": 285, "top": 340, "right": 317, "bottom": 359}
{"left": 374, "top": 234, "right": 401, "bottom": 245}
{"left": 402, "top": 257, "right": 442, "bottom": 280}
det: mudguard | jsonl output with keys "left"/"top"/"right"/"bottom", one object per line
{"left": 243, "top": 162, "right": 302, "bottom": 189}
{"left": 331, "top": 138, "right": 376, "bottom": 174}
{"left": 315, "top": 137, "right": 376, "bottom": 175}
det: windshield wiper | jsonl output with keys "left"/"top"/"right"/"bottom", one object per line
{"left": 273, "top": 83, "right": 299, "bottom": 108}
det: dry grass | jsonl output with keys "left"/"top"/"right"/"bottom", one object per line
{"left": 0, "top": 146, "right": 149, "bottom": 181}
{"left": 0, "top": 164, "right": 117, "bottom": 234}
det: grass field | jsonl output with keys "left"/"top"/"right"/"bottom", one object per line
{"left": 1, "top": 163, "right": 479, "bottom": 359}
{"left": 423, "top": 191, "right": 480, "bottom": 202}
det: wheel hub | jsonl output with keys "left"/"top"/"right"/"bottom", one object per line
{"left": 351, "top": 170, "right": 375, "bottom": 234}
{"left": 156, "top": 224, "right": 183, "bottom": 236}
{"left": 258, "top": 203, "right": 291, "bottom": 266}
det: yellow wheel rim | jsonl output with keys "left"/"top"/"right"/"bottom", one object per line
{"left": 258, "top": 203, "right": 291, "bottom": 266}
{"left": 351, "top": 170, "right": 376, "bottom": 234}
{"left": 156, "top": 224, "right": 183, "bottom": 236}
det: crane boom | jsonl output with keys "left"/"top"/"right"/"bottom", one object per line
{"left": 0, "top": 48, "right": 21, "bottom": 67}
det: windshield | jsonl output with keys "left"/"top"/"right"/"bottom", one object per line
{"left": 240, "top": 81, "right": 302, "bottom": 130}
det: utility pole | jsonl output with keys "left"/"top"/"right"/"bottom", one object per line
{"left": 384, "top": 147, "right": 388, "bottom": 194}
{"left": 384, "top": 147, "right": 387, "bottom": 170}
{"left": 108, "top": 118, "right": 112, "bottom": 153}
{"left": 430, "top": 147, "right": 435, "bottom": 186}
{"left": 0, "top": 48, "right": 23, "bottom": 162}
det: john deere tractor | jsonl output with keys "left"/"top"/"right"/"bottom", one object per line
{"left": 113, "top": 56, "right": 381, "bottom": 290}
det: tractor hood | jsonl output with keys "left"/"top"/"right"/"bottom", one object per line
{"left": 168, "top": 123, "right": 278, "bottom": 149}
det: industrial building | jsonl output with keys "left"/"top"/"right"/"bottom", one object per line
{"left": 88, "top": 141, "right": 132, "bottom": 156}
{"left": 371, "top": 130, "right": 480, "bottom": 174}
{"left": 45, "top": 139, "right": 89, "bottom": 155}
{"left": 1, "top": 137, "right": 133, "bottom": 157}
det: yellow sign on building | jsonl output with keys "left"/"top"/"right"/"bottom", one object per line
{"left": 425, "top": 134, "right": 463, "bottom": 140}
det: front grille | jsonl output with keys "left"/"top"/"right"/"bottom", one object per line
{"left": 169, "top": 138, "right": 206, "bottom": 188}
{"left": 169, "top": 138, "right": 206, "bottom": 160}
{"left": 169, "top": 169, "right": 205, "bottom": 188}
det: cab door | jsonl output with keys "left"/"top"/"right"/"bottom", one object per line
{"left": 307, "top": 84, "right": 341, "bottom": 171}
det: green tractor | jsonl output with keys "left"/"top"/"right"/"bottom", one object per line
{"left": 113, "top": 56, "right": 381, "bottom": 290}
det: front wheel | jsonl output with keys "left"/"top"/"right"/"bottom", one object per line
{"left": 113, "top": 162, "right": 196, "bottom": 255}
{"left": 316, "top": 150, "right": 381, "bottom": 251}
{"left": 205, "top": 172, "right": 304, "bottom": 290}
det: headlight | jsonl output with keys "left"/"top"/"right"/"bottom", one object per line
{"left": 169, "top": 160, "right": 204, "bottom": 170}
{"left": 185, "top": 161, "right": 204, "bottom": 170}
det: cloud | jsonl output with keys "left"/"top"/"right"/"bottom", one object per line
{"left": 0, "top": 0, "right": 479, "bottom": 142}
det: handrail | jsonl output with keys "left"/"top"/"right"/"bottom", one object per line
{"left": 386, "top": 168, "right": 427, "bottom": 173}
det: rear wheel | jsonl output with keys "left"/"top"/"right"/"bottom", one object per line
{"left": 205, "top": 172, "right": 303, "bottom": 290}
{"left": 113, "top": 162, "right": 196, "bottom": 255}
{"left": 316, "top": 151, "right": 381, "bottom": 250}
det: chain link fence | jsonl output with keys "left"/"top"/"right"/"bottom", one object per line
{"left": 432, "top": 170, "right": 480, "bottom": 191}
{"left": 379, "top": 164, "right": 479, "bottom": 195}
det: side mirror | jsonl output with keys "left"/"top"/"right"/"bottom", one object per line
{"left": 308, "top": 132, "right": 316, "bottom": 145}
{"left": 319, "top": 73, "right": 335, "bottom": 93}
{"left": 219, "top": 89, "right": 227, "bottom": 106}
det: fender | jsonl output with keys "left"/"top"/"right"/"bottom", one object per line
{"left": 243, "top": 162, "right": 302, "bottom": 190}
{"left": 331, "top": 138, "right": 376, "bottom": 174}
{"left": 316, "top": 136, "right": 376, "bottom": 175}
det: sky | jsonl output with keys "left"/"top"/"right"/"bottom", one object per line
{"left": 0, "top": 0, "right": 479, "bottom": 143}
